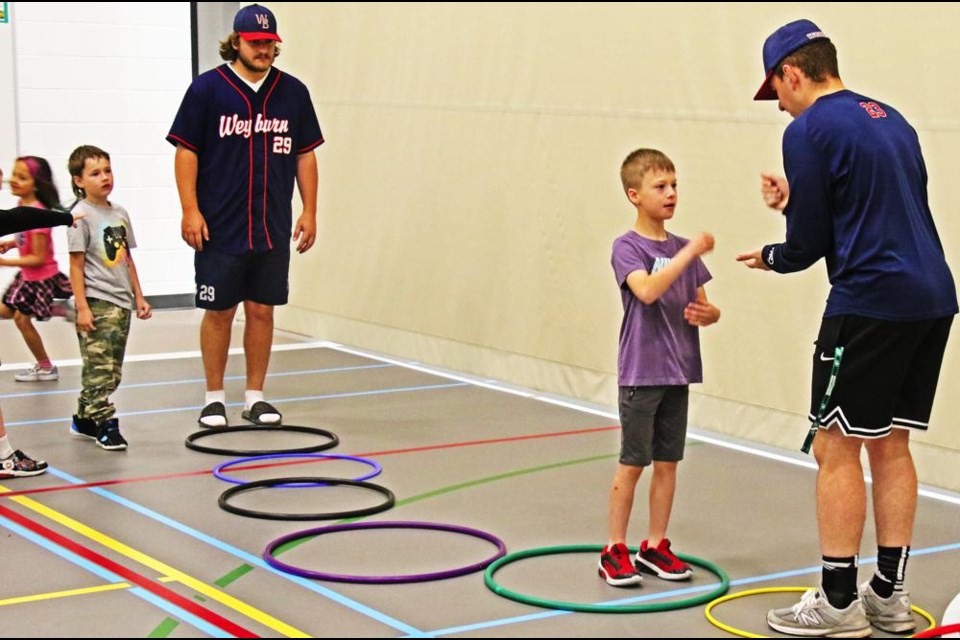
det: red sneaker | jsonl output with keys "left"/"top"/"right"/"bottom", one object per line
{"left": 598, "top": 542, "right": 642, "bottom": 587}
{"left": 634, "top": 538, "right": 692, "bottom": 580}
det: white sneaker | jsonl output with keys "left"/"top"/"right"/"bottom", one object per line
{"left": 15, "top": 364, "right": 59, "bottom": 382}
{"left": 767, "top": 586, "right": 871, "bottom": 637}
{"left": 859, "top": 582, "right": 915, "bottom": 633}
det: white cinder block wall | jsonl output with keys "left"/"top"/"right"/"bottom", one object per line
{"left": 3, "top": 2, "right": 195, "bottom": 298}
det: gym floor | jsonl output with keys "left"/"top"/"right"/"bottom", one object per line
{"left": 1, "top": 309, "right": 958, "bottom": 637}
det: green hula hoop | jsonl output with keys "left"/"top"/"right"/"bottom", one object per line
{"left": 484, "top": 544, "right": 729, "bottom": 613}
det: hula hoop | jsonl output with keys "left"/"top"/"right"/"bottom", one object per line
{"left": 704, "top": 586, "right": 937, "bottom": 638}
{"left": 264, "top": 521, "right": 507, "bottom": 584}
{"left": 484, "top": 544, "right": 728, "bottom": 613}
{"left": 184, "top": 425, "right": 339, "bottom": 456}
{"left": 218, "top": 476, "right": 395, "bottom": 520}
{"left": 213, "top": 453, "right": 382, "bottom": 487}
{"left": 914, "top": 623, "right": 960, "bottom": 638}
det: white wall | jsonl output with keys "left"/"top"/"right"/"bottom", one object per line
{"left": 0, "top": 4, "right": 20, "bottom": 207}
{"left": 5, "top": 2, "right": 194, "bottom": 297}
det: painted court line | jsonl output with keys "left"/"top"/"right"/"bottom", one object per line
{"left": 3, "top": 381, "right": 469, "bottom": 428}
{"left": 0, "top": 363, "right": 393, "bottom": 400}
{"left": 35, "top": 467, "right": 426, "bottom": 637}
{"left": 0, "top": 498, "right": 260, "bottom": 638}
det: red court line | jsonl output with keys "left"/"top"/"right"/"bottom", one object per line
{"left": 0, "top": 424, "right": 619, "bottom": 498}
{"left": 0, "top": 502, "right": 259, "bottom": 638}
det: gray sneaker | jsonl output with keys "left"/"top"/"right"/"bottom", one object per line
{"left": 859, "top": 581, "right": 915, "bottom": 633}
{"left": 15, "top": 363, "right": 59, "bottom": 382}
{"left": 767, "top": 586, "right": 871, "bottom": 638}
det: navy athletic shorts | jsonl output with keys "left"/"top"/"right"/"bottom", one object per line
{"left": 810, "top": 314, "right": 953, "bottom": 438}
{"left": 194, "top": 246, "right": 290, "bottom": 310}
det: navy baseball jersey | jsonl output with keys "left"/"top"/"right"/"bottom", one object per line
{"left": 762, "top": 90, "right": 957, "bottom": 321}
{"left": 167, "top": 64, "right": 323, "bottom": 255}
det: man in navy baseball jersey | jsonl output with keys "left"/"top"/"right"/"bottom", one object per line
{"left": 738, "top": 19, "right": 957, "bottom": 637}
{"left": 167, "top": 3, "right": 323, "bottom": 427}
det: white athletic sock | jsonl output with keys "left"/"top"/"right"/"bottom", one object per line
{"left": 200, "top": 391, "right": 227, "bottom": 427}
{"left": 245, "top": 390, "right": 280, "bottom": 424}
{"left": 245, "top": 390, "right": 264, "bottom": 410}
{"left": 0, "top": 435, "right": 15, "bottom": 459}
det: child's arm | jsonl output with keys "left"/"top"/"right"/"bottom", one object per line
{"left": 625, "top": 232, "right": 714, "bottom": 304}
{"left": 69, "top": 252, "right": 95, "bottom": 331}
{"left": 126, "top": 251, "right": 152, "bottom": 320}
{"left": 0, "top": 233, "right": 48, "bottom": 268}
{"left": 684, "top": 286, "right": 721, "bottom": 327}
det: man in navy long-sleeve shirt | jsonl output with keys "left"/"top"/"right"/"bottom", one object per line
{"left": 738, "top": 19, "right": 957, "bottom": 638}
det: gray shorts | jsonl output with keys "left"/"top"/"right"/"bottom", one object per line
{"left": 618, "top": 385, "right": 689, "bottom": 467}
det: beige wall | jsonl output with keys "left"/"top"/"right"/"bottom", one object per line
{"left": 272, "top": 3, "right": 960, "bottom": 491}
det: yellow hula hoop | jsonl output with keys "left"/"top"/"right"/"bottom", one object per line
{"left": 704, "top": 586, "right": 937, "bottom": 638}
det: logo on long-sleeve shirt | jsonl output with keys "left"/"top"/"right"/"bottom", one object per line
{"left": 859, "top": 101, "right": 887, "bottom": 119}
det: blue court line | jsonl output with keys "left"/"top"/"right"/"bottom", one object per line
{"left": 0, "top": 363, "right": 394, "bottom": 400}
{"left": 41, "top": 466, "right": 426, "bottom": 636}
{"left": 0, "top": 513, "right": 232, "bottom": 637}
{"left": 423, "top": 542, "right": 960, "bottom": 637}
{"left": 4, "top": 381, "right": 469, "bottom": 428}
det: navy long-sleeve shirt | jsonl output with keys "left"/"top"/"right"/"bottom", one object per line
{"left": 762, "top": 90, "right": 957, "bottom": 321}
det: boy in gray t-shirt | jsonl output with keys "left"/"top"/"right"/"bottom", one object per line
{"left": 66, "top": 145, "right": 152, "bottom": 451}
{"left": 598, "top": 149, "right": 720, "bottom": 587}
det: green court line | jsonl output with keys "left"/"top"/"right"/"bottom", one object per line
{"left": 147, "top": 618, "right": 181, "bottom": 638}
{"left": 215, "top": 564, "right": 255, "bottom": 587}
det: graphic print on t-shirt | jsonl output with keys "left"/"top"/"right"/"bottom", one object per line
{"left": 651, "top": 256, "right": 671, "bottom": 274}
{"left": 102, "top": 224, "right": 128, "bottom": 266}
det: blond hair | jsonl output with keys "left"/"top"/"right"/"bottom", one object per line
{"left": 620, "top": 148, "right": 675, "bottom": 194}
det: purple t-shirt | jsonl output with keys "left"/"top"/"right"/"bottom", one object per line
{"left": 611, "top": 231, "right": 712, "bottom": 386}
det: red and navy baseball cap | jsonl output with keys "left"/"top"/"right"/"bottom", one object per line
{"left": 754, "top": 19, "right": 829, "bottom": 100}
{"left": 234, "top": 4, "right": 282, "bottom": 42}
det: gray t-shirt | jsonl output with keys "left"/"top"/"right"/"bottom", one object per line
{"left": 611, "top": 230, "right": 712, "bottom": 386}
{"left": 67, "top": 200, "right": 137, "bottom": 309}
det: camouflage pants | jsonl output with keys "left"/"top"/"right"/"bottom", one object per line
{"left": 76, "top": 298, "right": 131, "bottom": 424}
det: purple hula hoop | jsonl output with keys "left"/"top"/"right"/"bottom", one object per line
{"left": 263, "top": 520, "right": 507, "bottom": 584}
{"left": 213, "top": 453, "right": 382, "bottom": 487}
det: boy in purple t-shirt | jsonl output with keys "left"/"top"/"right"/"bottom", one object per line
{"left": 598, "top": 148, "right": 720, "bottom": 587}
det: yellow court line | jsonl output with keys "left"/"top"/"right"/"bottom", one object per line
{"left": 0, "top": 582, "right": 133, "bottom": 607}
{"left": 2, "top": 488, "right": 310, "bottom": 637}
{"left": 0, "top": 575, "right": 180, "bottom": 607}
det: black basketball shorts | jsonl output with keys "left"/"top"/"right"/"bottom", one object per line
{"left": 810, "top": 314, "right": 953, "bottom": 438}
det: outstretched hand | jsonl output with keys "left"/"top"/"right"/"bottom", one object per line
{"left": 736, "top": 249, "right": 772, "bottom": 271}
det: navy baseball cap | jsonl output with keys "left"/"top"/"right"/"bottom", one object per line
{"left": 234, "top": 4, "right": 282, "bottom": 42}
{"left": 754, "top": 19, "right": 829, "bottom": 100}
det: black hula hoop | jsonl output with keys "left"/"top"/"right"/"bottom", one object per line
{"left": 184, "top": 425, "right": 339, "bottom": 456}
{"left": 218, "top": 476, "right": 395, "bottom": 520}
